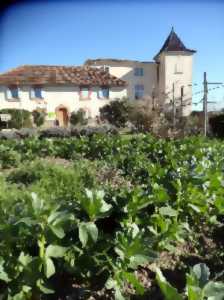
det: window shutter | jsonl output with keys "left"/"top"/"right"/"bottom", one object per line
{"left": 102, "top": 87, "right": 109, "bottom": 98}
{"left": 98, "top": 89, "right": 103, "bottom": 99}
{"left": 80, "top": 87, "right": 90, "bottom": 99}
{"left": 88, "top": 87, "right": 92, "bottom": 99}
{"left": 31, "top": 87, "right": 35, "bottom": 98}
{"left": 6, "top": 88, "right": 11, "bottom": 99}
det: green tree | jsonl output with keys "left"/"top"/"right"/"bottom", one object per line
{"left": 70, "top": 109, "right": 87, "bottom": 126}
{"left": 100, "top": 98, "right": 130, "bottom": 127}
{"left": 32, "top": 109, "right": 46, "bottom": 127}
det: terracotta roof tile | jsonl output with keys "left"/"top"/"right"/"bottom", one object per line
{"left": 0, "top": 65, "right": 127, "bottom": 87}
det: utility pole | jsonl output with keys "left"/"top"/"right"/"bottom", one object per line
{"left": 203, "top": 72, "right": 208, "bottom": 137}
{"left": 172, "top": 83, "right": 176, "bottom": 129}
{"left": 180, "top": 86, "right": 184, "bottom": 118}
{"left": 152, "top": 87, "right": 155, "bottom": 111}
{"left": 203, "top": 72, "right": 222, "bottom": 137}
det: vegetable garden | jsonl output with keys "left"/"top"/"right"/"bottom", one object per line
{"left": 0, "top": 134, "right": 224, "bottom": 299}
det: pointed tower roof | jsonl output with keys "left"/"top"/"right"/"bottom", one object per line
{"left": 154, "top": 27, "right": 196, "bottom": 60}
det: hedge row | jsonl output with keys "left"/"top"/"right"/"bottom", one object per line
{"left": 0, "top": 125, "right": 119, "bottom": 140}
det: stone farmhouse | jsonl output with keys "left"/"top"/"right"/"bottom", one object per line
{"left": 0, "top": 28, "right": 196, "bottom": 126}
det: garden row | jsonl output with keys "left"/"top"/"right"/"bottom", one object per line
{"left": 0, "top": 134, "right": 224, "bottom": 299}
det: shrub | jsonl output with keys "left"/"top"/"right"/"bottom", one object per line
{"left": 100, "top": 98, "right": 130, "bottom": 127}
{"left": 7, "top": 160, "right": 43, "bottom": 185}
{"left": 209, "top": 113, "right": 224, "bottom": 138}
{"left": 129, "top": 99, "right": 170, "bottom": 135}
{"left": 70, "top": 125, "right": 118, "bottom": 137}
{"left": 129, "top": 106, "right": 153, "bottom": 132}
{"left": 16, "top": 128, "right": 38, "bottom": 139}
{"left": 39, "top": 127, "right": 71, "bottom": 138}
{"left": 0, "top": 130, "right": 20, "bottom": 140}
{"left": 70, "top": 109, "right": 87, "bottom": 126}
{"left": 32, "top": 109, "right": 46, "bottom": 127}
{"left": 0, "top": 109, "right": 32, "bottom": 129}
{"left": 0, "top": 145, "right": 21, "bottom": 168}
{"left": 179, "top": 114, "right": 203, "bottom": 136}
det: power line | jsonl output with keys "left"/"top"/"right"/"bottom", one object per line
{"left": 162, "top": 82, "right": 200, "bottom": 97}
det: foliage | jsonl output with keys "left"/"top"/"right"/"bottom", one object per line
{"left": 0, "top": 144, "right": 21, "bottom": 169}
{"left": 156, "top": 263, "right": 224, "bottom": 300}
{"left": 209, "top": 113, "right": 224, "bottom": 138}
{"left": 100, "top": 99, "right": 130, "bottom": 127}
{"left": 0, "top": 109, "right": 32, "bottom": 129}
{"left": 39, "top": 127, "right": 71, "bottom": 138}
{"left": 0, "top": 135, "right": 224, "bottom": 298}
{"left": 128, "top": 99, "right": 170, "bottom": 134}
{"left": 32, "top": 109, "right": 46, "bottom": 127}
{"left": 180, "top": 113, "right": 203, "bottom": 136}
{"left": 70, "top": 109, "right": 88, "bottom": 126}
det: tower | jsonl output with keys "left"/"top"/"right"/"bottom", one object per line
{"left": 154, "top": 27, "right": 196, "bottom": 116}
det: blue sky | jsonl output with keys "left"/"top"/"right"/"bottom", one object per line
{"left": 1, "top": 0, "right": 224, "bottom": 110}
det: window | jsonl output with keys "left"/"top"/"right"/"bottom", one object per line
{"left": 98, "top": 87, "right": 109, "bottom": 99}
{"left": 79, "top": 86, "right": 91, "bottom": 100}
{"left": 104, "top": 66, "right": 110, "bottom": 73}
{"left": 135, "top": 84, "right": 144, "bottom": 99}
{"left": 175, "top": 63, "right": 183, "bottom": 74}
{"left": 174, "top": 56, "right": 183, "bottom": 74}
{"left": 134, "top": 67, "right": 144, "bottom": 76}
{"left": 7, "top": 86, "right": 19, "bottom": 99}
{"left": 32, "top": 86, "right": 43, "bottom": 99}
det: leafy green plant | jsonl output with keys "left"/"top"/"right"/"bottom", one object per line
{"left": 156, "top": 263, "right": 224, "bottom": 300}
{"left": 0, "top": 134, "right": 224, "bottom": 299}
{"left": 0, "top": 145, "right": 21, "bottom": 169}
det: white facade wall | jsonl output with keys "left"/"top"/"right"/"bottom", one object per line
{"left": 162, "top": 53, "right": 193, "bottom": 116}
{"left": 88, "top": 61, "right": 157, "bottom": 101}
{"left": 89, "top": 54, "right": 194, "bottom": 116}
{"left": 0, "top": 85, "right": 127, "bottom": 120}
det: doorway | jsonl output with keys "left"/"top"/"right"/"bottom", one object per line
{"left": 56, "top": 106, "right": 69, "bottom": 127}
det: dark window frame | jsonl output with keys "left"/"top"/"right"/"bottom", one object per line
{"left": 8, "top": 85, "right": 19, "bottom": 99}
{"left": 134, "top": 84, "right": 144, "bottom": 99}
{"left": 32, "top": 86, "right": 43, "bottom": 99}
{"left": 134, "top": 67, "right": 144, "bottom": 76}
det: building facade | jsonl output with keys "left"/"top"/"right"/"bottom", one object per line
{"left": 0, "top": 66, "right": 127, "bottom": 126}
{"left": 0, "top": 28, "right": 196, "bottom": 127}
{"left": 85, "top": 28, "right": 196, "bottom": 116}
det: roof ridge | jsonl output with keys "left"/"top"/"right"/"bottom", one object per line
{"left": 85, "top": 58, "right": 155, "bottom": 64}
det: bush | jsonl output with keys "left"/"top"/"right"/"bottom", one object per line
{"left": 209, "top": 113, "right": 224, "bottom": 138}
{"left": 0, "top": 109, "right": 32, "bottom": 129}
{"left": 179, "top": 114, "right": 203, "bottom": 136}
{"left": 129, "top": 99, "right": 170, "bottom": 135}
{"left": 70, "top": 125, "right": 119, "bottom": 137}
{"left": 32, "top": 109, "right": 46, "bottom": 127}
{"left": 0, "top": 130, "right": 20, "bottom": 140}
{"left": 16, "top": 128, "right": 38, "bottom": 139}
{"left": 7, "top": 160, "right": 44, "bottom": 185}
{"left": 0, "top": 145, "right": 21, "bottom": 168}
{"left": 70, "top": 109, "right": 87, "bottom": 126}
{"left": 39, "top": 127, "right": 71, "bottom": 138}
{"left": 129, "top": 107, "right": 153, "bottom": 132}
{"left": 100, "top": 99, "right": 130, "bottom": 127}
